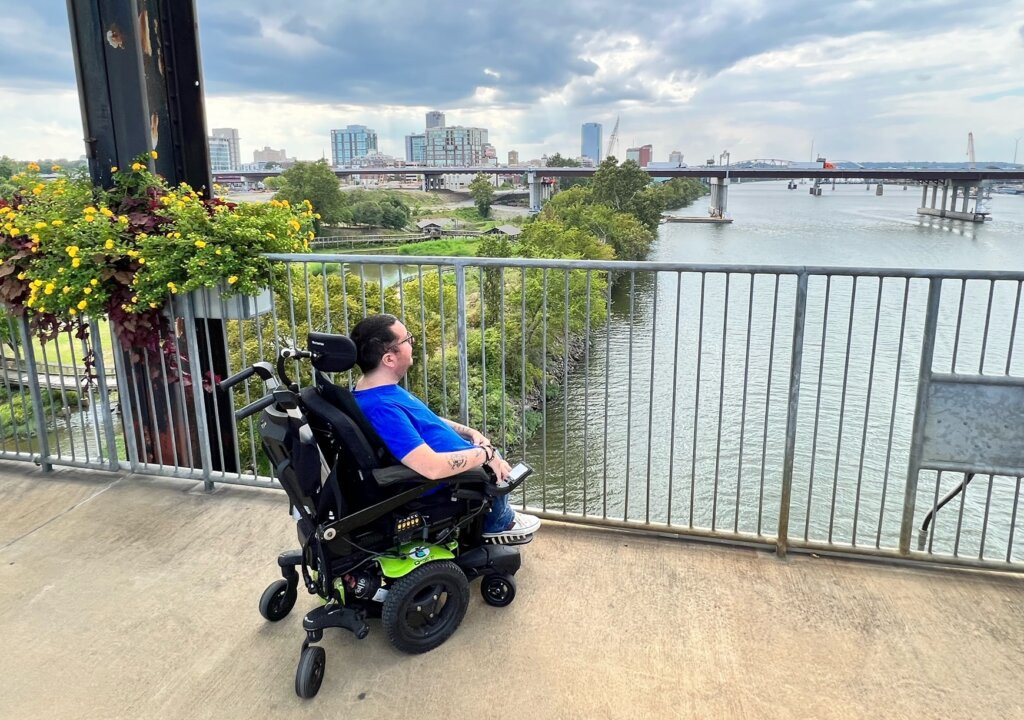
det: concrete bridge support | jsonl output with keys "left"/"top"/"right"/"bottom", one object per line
{"left": 421, "top": 173, "right": 445, "bottom": 192}
{"left": 917, "top": 180, "right": 990, "bottom": 222}
{"left": 528, "top": 172, "right": 542, "bottom": 213}
{"left": 708, "top": 177, "right": 730, "bottom": 217}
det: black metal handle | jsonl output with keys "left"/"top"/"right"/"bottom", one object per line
{"left": 218, "top": 365, "right": 256, "bottom": 391}
{"left": 235, "top": 394, "right": 276, "bottom": 421}
{"left": 921, "top": 473, "right": 976, "bottom": 532}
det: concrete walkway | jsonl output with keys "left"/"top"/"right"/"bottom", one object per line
{"left": 1, "top": 462, "right": 1022, "bottom": 720}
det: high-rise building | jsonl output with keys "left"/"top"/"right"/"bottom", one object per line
{"left": 626, "top": 144, "right": 653, "bottom": 167}
{"left": 330, "top": 125, "right": 378, "bottom": 166}
{"left": 581, "top": 122, "right": 602, "bottom": 164}
{"left": 208, "top": 136, "right": 232, "bottom": 172}
{"left": 210, "top": 128, "right": 240, "bottom": 170}
{"left": 253, "top": 146, "right": 289, "bottom": 165}
{"left": 668, "top": 150, "right": 684, "bottom": 165}
{"left": 425, "top": 111, "right": 445, "bottom": 129}
{"left": 507, "top": 150, "right": 519, "bottom": 166}
{"left": 423, "top": 126, "right": 489, "bottom": 167}
{"left": 405, "top": 133, "right": 426, "bottom": 164}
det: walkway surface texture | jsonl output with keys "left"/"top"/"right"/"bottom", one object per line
{"left": 1, "top": 462, "right": 1022, "bottom": 720}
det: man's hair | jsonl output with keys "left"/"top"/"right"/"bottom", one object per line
{"left": 349, "top": 313, "right": 400, "bottom": 372}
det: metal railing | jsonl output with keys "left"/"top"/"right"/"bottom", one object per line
{"left": 1, "top": 255, "right": 1021, "bottom": 572}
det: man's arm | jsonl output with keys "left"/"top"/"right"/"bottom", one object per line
{"left": 401, "top": 442, "right": 501, "bottom": 481}
{"left": 441, "top": 417, "right": 489, "bottom": 446}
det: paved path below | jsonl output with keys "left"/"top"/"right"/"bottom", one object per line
{"left": 1, "top": 463, "right": 1022, "bottom": 719}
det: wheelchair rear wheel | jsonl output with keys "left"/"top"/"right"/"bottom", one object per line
{"left": 382, "top": 560, "right": 469, "bottom": 654}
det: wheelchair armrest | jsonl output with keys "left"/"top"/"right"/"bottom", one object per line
{"left": 371, "top": 465, "right": 492, "bottom": 488}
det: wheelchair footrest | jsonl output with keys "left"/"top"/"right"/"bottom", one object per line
{"left": 454, "top": 544, "right": 521, "bottom": 581}
{"left": 303, "top": 603, "right": 369, "bottom": 640}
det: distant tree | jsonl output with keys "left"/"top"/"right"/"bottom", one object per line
{"left": 351, "top": 199, "right": 383, "bottom": 227}
{"left": 468, "top": 173, "right": 495, "bottom": 217}
{"left": 591, "top": 157, "right": 663, "bottom": 231}
{"left": 545, "top": 152, "right": 588, "bottom": 190}
{"left": 541, "top": 186, "right": 655, "bottom": 261}
{"left": 272, "top": 160, "right": 344, "bottom": 230}
{"left": 0, "top": 156, "right": 20, "bottom": 180}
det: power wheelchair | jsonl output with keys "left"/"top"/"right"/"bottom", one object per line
{"left": 219, "top": 332, "right": 531, "bottom": 699}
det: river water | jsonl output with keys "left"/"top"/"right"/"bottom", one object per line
{"left": 522, "top": 181, "right": 1024, "bottom": 561}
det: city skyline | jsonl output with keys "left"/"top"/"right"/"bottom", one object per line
{"left": 2, "top": 2, "right": 1024, "bottom": 164}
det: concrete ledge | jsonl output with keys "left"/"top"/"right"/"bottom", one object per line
{"left": 2, "top": 462, "right": 1023, "bottom": 719}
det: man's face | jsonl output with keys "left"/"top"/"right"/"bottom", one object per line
{"left": 383, "top": 321, "right": 415, "bottom": 376}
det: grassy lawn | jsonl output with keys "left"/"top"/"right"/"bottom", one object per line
{"left": 28, "top": 316, "right": 117, "bottom": 373}
{"left": 398, "top": 239, "right": 481, "bottom": 257}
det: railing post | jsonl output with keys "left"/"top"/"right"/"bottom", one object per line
{"left": 900, "top": 277, "right": 942, "bottom": 555}
{"left": 110, "top": 329, "right": 141, "bottom": 472}
{"left": 777, "top": 272, "right": 808, "bottom": 556}
{"left": 88, "top": 317, "right": 121, "bottom": 470}
{"left": 455, "top": 262, "right": 469, "bottom": 424}
{"left": 17, "top": 316, "right": 52, "bottom": 472}
{"left": 180, "top": 296, "right": 215, "bottom": 490}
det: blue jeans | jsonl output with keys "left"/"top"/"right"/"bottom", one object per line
{"left": 482, "top": 493, "right": 516, "bottom": 533}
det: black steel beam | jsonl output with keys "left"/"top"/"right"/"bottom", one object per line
{"left": 66, "top": 0, "right": 210, "bottom": 190}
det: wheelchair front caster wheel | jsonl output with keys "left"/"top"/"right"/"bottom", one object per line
{"left": 480, "top": 573, "right": 516, "bottom": 607}
{"left": 295, "top": 645, "right": 326, "bottom": 699}
{"left": 260, "top": 579, "right": 297, "bottom": 622}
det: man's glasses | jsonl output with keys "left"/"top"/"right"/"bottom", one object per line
{"left": 388, "top": 333, "right": 415, "bottom": 353}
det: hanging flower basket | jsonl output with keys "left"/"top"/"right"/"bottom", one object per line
{"left": 182, "top": 283, "right": 272, "bottom": 321}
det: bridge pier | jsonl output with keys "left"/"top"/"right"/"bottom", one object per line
{"left": 917, "top": 180, "right": 990, "bottom": 222}
{"left": 528, "top": 172, "right": 542, "bottom": 213}
{"left": 421, "top": 173, "right": 444, "bottom": 192}
{"left": 709, "top": 177, "right": 729, "bottom": 217}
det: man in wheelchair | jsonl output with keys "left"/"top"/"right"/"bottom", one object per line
{"left": 349, "top": 313, "right": 541, "bottom": 545}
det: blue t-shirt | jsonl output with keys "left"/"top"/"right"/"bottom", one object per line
{"left": 353, "top": 384, "right": 473, "bottom": 461}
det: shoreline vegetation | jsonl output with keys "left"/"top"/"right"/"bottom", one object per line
{"left": 230, "top": 157, "right": 707, "bottom": 472}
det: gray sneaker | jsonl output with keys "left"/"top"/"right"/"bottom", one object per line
{"left": 482, "top": 511, "right": 541, "bottom": 544}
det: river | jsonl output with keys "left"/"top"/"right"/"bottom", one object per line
{"left": 523, "top": 181, "right": 1024, "bottom": 560}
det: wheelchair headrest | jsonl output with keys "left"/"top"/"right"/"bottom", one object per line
{"left": 308, "top": 332, "right": 357, "bottom": 373}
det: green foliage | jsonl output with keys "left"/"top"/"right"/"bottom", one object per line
{"left": 545, "top": 152, "right": 588, "bottom": 190}
{"left": 0, "top": 386, "right": 81, "bottom": 439}
{"left": 590, "top": 156, "right": 663, "bottom": 231}
{"left": 342, "top": 190, "right": 411, "bottom": 229}
{"left": 272, "top": 160, "right": 343, "bottom": 229}
{"left": 468, "top": 173, "right": 495, "bottom": 217}
{"left": 657, "top": 177, "right": 708, "bottom": 210}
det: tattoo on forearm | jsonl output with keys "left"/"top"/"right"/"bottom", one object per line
{"left": 448, "top": 453, "right": 468, "bottom": 470}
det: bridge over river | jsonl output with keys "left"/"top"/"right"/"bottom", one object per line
{"left": 215, "top": 165, "right": 1024, "bottom": 220}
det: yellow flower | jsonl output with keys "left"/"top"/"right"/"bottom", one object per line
{"left": 214, "top": 249, "right": 221, "bottom": 255}
{"left": 51, "top": 219, "right": 63, "bottom": 227}
{"left": 26, "top": 162, "right": 40, "bottom": 172}
{"left": 100, "top": 207, "right": 114, "bottom": 217}
{"left": 167, "top": 282, "right": 178, "bottom": 294}
{"left": 83, "top": 215, "right": 95, "bottom": 223}
{"left": 66, "top": 246, "right": 79, "bottom": 258}
{"left": 77, "top": 300, "right": 88, "bottom": 310}
{"left": 84, "top": 287, "right": 92, "bottom": 295}
{"left": 90, "top": 279, "right": 98, "bottom": 286}
{"left": 34, "top": 221, "right": 47, "bottom": 230}
{"left": 172, "top": 232, "right": 181, "bottom": 239}
{"left": 57, "top": 267, "right": 65, "bottom": 274}
{"left": 227, "top": 275, "right": 238, "bottom": 285}
{"left": 138, "top": 257, "right": 146, "bottom": 265}
{"left": 51, "top": 165, "right": 61, "bottom": 172}
{"left": 194, "top": 240, "right": 207, "bottom": 248}
{"left": 72, "top": 258, "right": 81, "bottom": 268}
{"left": 32, "top": 185, "right": 43, "bottom": 196}
{"left": 131, "top": 295, "right": 138, "bottom": 302}
{"left": 105, "top": 239, "right": 115, "bottom": 250}
{"left": 131, "top": 162, "right": 144, "bottom": 172}
{"left": 150, "top": 150, "right": 159, "bottom": 159}
{"left": 63, "top": 286, "right": 70, "bottom": 294}
{"left": 44, "top": 283, "right": 55, "bottom": 295}
{"left": 118, "top": 215, "right": 128, "bottom": 224}
{"left": 16, "top": 272, "right": 26, "bottom": 280}
{"left": 84, "top": 206, "right": 97, "bottom": 214}
{"left": 110, "top": 166, "right": 118, "bottom": 173}
{"left": 69, "top": 308, "right": 77, "bottom": 316}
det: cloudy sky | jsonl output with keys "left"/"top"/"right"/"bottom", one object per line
{"left": 3, "top": 0, "right": 1024, "bottom": 164}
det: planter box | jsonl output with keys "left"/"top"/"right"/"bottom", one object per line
{"left": 184, "top": 285, "right": 272, "bottom": 321}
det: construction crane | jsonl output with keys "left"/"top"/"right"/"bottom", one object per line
{"left": 605, "top": 116, "right": 619, "bottom": 159}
